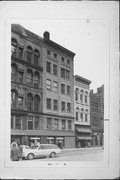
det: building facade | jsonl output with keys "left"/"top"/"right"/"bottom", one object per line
{"left": 90, "top": 85, "right": 104, "bottom": 147}
{"left": 11, "top": 24, "right": 75, "bottom": 148}
{"left": 74, "top": 75, "right": 92, "bottom": 148}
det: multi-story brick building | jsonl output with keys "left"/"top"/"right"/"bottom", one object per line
{"left": 90, "top": 85, "right": 104, "bottom": 146}
{"left": 11, "top": 24, "right": 75, "bottom": 148}
{"left": 74, "top": 75, "right": 92, "bottom": 148}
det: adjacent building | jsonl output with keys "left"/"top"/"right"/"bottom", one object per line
{"left": 74, "top": 75, "right": 92, "bottom": 148}
{"left": 90, "top": 85, "right": 104, "bottom": 146}
{"left": 11, "top": 24, "right": 75, "bottom": 148}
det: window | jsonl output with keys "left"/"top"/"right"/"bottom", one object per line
{"left": 18, "top": 71, "right": 23, "bottom": 83}
{"left": 61, "top": 84, "right": 65, "bottom": 94}
{"left": 81, "top": 113, "right": 83, "bottom": 121}
{"left": 27, "top": 69, "right": 33, "bottom": 86}
{"left": 11, "top": 90, "right": 18, "bottom": 108}
{"left": 85, "top": 114, "right": 88, "bottom": 122}
{"left": 11, "top": 64, "right": 18, "bottom": 82}
{"left": 11, "top": 38, "right": 17, "bottom": 57}
{"left": 34, "top": 95, "right": 40, "bottom": 111}
{"left": 47, "top": 50, "right": 50, "bottom": 55}
{"left": 67, "top": 103, "right": 71, "bottom": 113}
{"left": 11, "top": 116, "right": 14, "bottom": 129}
{"left": 53, "top": 64, "right": 57, "bottom": 75}
{"left": 46, "top": 79, "right": 51, "bottom": 90}
{"left": 85, "top": 95, "right": 87, "bottom": 104}
{"left": 27, "top": 93, "right": 33, "bottom": 110}
{"left": 75, "top": 88, "right": 79, "bottom": 101}
{"left": 47, "top": 118, "right": 52, "bottom": 129}
{"left": 34, "top": 72, "right": 39, "bottom": 88}
{"left": 62, "top": 119, "right": 66, "bottom": 130}
{"left": 53, "top": 81, "right": 58, "bottom": 92}
{"left": 67, "top": 59, "right": 70, "bottom": 65}
{"left": 15, "top": 116, "right": 21, "bottom": 130}
{"left": 18, "top": 97, "right": 23, "bottom": 108}
{"left": 34, "top": 49, "right": 39, "bottom": 65}
{"left": 35, "top": 116, "right": 40, "bottom": 130}
{"left": 61, "top": 68, "right": 65, "bottom": 78}
{"left": 53, "top": 100, "right": 58, "bottom": 111}
{"left": 27, "top": 46, "right": 32, "bottom": 63}
{"left": 46, "top": 62, "right": 51, "bottom": 73}
{"left": 54, "top": 53, "right": 57, "bottom": 58}
{"left": 66, "top": 70, "right": 70, "bottom": 80}
{"left": 54, "top": 119, "right": 59, "bottom": 130}
{"left": 76, "top": 112, "right": 78, "bottom": 121}
{"left": 61, "top": 57, "right": 64, "bottom": 62}
{"left": 61, "top": 101, "right": 65, "bottom": 112}
{"left": 67, "top": 85, "right": 70, "bottom": 96}
{"left": 19, "top": 47, "right": 23, "bottom": 59}
{"left": 28, "top": 116, "right": 33, "bottom": 130}
{"left": 47, "top": 98, "right": 51, "bottom": 109}
{"left": 80, "top": 94, "right": 83, "bottom": 103}
{"left": 68, "top": 120, "right": 72, "bottom": 130}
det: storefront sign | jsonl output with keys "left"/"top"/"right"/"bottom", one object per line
{"left": 11, "top": 132, "right": 26, "bottom": 135}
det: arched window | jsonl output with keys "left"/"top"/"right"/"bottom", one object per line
{"left": 11, "top": 90, "right": 18, "bottom": 108}
{"left": 85, "top": 109, "right": 88, "bottom": 122}
{"left": 27, "top": 46, "right": 33, "bottom": 63}
{"left": 27, "top": 93, "right": 33, "bottom": 110}
{"left": 34, "top": 49, "right": 40, "bottom": 65}
{"left": 76, "top": 107, "right": 79, "bottom": 121}
{"left": 85, "top": 91, "right": 88, "bottom": 104}
{"left": 80, "top": 108, "right": 84, "bottom": 121}
{"left": 34, "top": 95, "right": 40, "bottom": 111}
{"left": 34, "top": 71, "right": 40, "bottom": 88}
{"left": 75, "top": 88, "right": 79, "bottom": 101}
{"left": 80, "top": 89, "right": 84, "bottom": 103}
{"left": 27, "top": 69, "right": 33, "bottom": 86}
{"left": 11, "top": 38, "right": 17, "bottom": 57}
{"left": 11, "top": 64, "right": 18, "bottom": 82}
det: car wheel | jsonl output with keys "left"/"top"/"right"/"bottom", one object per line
{"left": 27, "top": 153, "right": 34, "bottom": 160}
{"left": 50, "top": 152, "right": 56, "bottom": 158}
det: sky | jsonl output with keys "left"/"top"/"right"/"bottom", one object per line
{"left": 11, "top": 19, "right": 109, "bottom": 91}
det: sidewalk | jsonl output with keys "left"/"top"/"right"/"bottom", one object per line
{"left": 62, "top": 146, "right": 103, "bottom": 151}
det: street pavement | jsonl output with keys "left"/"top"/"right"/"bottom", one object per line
{"left": 30, "top": 147, "right": 104, "bottom": 161}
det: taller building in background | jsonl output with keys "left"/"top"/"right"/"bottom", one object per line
{"left": 11, "top": 24, "right": 75, "bottom": 148}
{"left": 90, "top": 85, "right": 104, "bottom": 146}
{"left": 74, "top": 75, "right": 92, "bottom": 148}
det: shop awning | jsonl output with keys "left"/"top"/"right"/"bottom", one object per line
{"left": 76, "top": 127, "right": 92, "bottom": 133}
{"left": 77, "top": 136, "right": 92, "bottom": 140}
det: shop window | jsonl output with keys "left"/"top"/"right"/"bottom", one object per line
{"left": 27, "top": 93, "right": 33, "bottom": 111}
{"left": 46, "top": 62, "right": 51, "bottom": 73}
{"left": 27, "top": 46, "right": 33, "bottom": 63}
{"left": 62, "top": 119, "right": 66, "bottom": 130}
{"left": 34, "top": 95, "right": 40, "bottom": 111}
{"left": 19, "top": 47, "right": 23, "bottom": 59}
{"left": 11, "top": 90, "right": 18, "bottom": 108}
{"left": 54, "top": 119, "right": 59, "bottom": 130}
{"left": 61, "top": 101, "right": 65, "bottom": 112}
{"left": 47, "top": 98, "right": 51, "bottom": 109}
{"left": 15, "top": 116, "right": 21, "bottom": 130}
{"left": 67, "top": 103, "right": 71, "bottom": 113}
{"left": 53, "top": 64, "right": 57, "bottom": 75}
{"left": 61, "top": 84, "right": 65, "bottom": 94}
{"left": 46, "top": 79, "right": 51, "bottom": 90}
{"left": 28, "top": 116, "right": 33, "bottom": 130}
{"left": 35, "top": 116, "right": 40, "bottom": 130}
{"left": 53, "top": 81, "right": 58, "bottom": 92}
{"left": 47, "top": 118, "right": 52, "bottom": 129}
{"left": 11, "top": 64, "right": 18, "bottom": 82}
{"left": 18, "top": 96, "right": 23, "bottom": 108}
{"left": 67, "top": 85, "right": 70, "bottom": 96}
{"left": 68, "top": 120, "right": 72, "bottom": 130}
{"left": 18, "top": 71, "right": 23, "bottom": 84}
{"left": 53, "top": 100, "right": 58, "bottom": 111}
{"left": 11, "top": 38, "right": 17, "bottom": 57}
{"left": 27, "top": 69, "right": 33, "bottom": 86}
{"left": 34, "top": 49, "right": 40, "bottom": 65}
{"left": 34, "top": 71, "right": 39, "bottom": 88}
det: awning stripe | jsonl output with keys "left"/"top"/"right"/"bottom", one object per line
{"left": 76, "top": 127, "right": 92, "bottom": 133}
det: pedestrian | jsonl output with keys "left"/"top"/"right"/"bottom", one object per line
{"left": 18, "top": 143, "right": 23, "bottom": 161}
{"left": 11, "top": 143, "right": 20, "bottom": 161}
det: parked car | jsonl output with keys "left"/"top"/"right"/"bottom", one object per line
{"left": 22, "top": 144, "right": 61, "bottom": 160}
